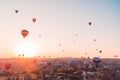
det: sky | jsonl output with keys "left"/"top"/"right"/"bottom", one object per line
{"left": 0, "top": 0, "right": 120, "bottom": 58}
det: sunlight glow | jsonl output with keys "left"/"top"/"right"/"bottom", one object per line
{"left": 15, "top": 42, "right": 38, "bottom": 57}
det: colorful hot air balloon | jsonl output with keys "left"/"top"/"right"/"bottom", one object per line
{"left": 32, "top": 18, "right": 36, "bottom": 23}
{"left": 15, "top": 10, "right": 18, "bottom": 13}
{"left": 21, "top": 30, "right": 29, "bottom": 38}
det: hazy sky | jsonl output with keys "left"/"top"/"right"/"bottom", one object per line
{"left": 0, "top": 0, "right": 120, "bottom": 58}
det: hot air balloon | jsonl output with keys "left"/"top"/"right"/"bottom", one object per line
{"left": 44, "top": 56, "right": 46, "bottom": 58}
{"left": 93, "top": 39, "right": 96, "bottom": 42}
{"left": 114, "top": 55, "right": 118, "bottom": 58}
{"left": 75, "top": 34, "right": 78, "bottom": 37}
{"left": 39, "top": 34, "right": 41, "bottom": 37}
{"left": 22, "top": 54, "right": 24, "bottom": 57}
{"left": 92, "top": 57, "right": 101, "bottom": 63}
{"left": 68, "top": 59, "right": 78, "bottom": 72}
{"left": 73, "top": 40, "right": 76, "bottom": 43}
{"left": 21, "top": 30, "right": 29, "bottom": 38}
{"left": 32, "top": 18, "right": 36, "bottom": 23}
{"left": 4, "top": 63, "right": 11, "bottom": 70}
{"left": 84, "top": 61, "right": 90, "bottom": 66}
{"left": 92, "top": 57, "right": 101, "bottom": 67}
{"left": 85, "top": 53, "right": 87, "bottom": 55}
{"left": 18, "top": 54, "right": 21, "bottom": 57}
{"left": 47, "top": 62, "right": 51, "bottom": 65}
{"left": 88, "top": 22, "right": 92, "bottom": 26}
{"left": 15, "top": 10, "right": 18, "bottom": 13}
{"left": 68, "top": 59, "right": 78, "bottom": 67}
{"left": 59, "top": 43, "right": 61, "bottom": 46}
{"left": 49, "top": 56, "right": 51, "bottom": 58}
{"left": 62, "top": 49, "right": 65, "bottom": 52}
{"left": 99, "top": 50, "right": 102, "bottom": 53}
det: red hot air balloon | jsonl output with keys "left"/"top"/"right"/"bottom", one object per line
{"left": 21, "top": 30, "right": 29, "bottom": 38}
{"left": 4, "top": 63, "right": 11, "bottom": 70}
{"left": 15, "top": 10, "right": 19, "bottom": 13}
{"left": 32, "top": 18, "right": 36, "bottom": 23}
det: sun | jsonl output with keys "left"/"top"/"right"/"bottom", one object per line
{"left": 15, "top": 42, "right": 38, "bottom": 58}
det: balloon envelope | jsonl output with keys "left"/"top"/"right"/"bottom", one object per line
{"left": 59, "top": 43, "right": 61, "bottom": 46}
{"left": 39, "top": 34, "right": 41, "bottom": 37}
{"left": 62, "top": 49, "right": 65, "bottom": 52}
{"left": 114, "top": 55, "right": 118, "bottom": 57}
{"left": 92, "top": 57, "right": 101, "bottom": 63}
{"left": 15, "top": 10, "right": 18, "bottom": 13}
{"left": 99, "top": 50, "right": 102, "bottom": 53}
{"left": 75, "top": 34, "right": 78, "bottom": 36}
{"left": 47, "top": 62, "right": 51, "bottom": 65}
{"left": 21, "top": 30, "right": 29, "bottom": 38}
{"left": 89, "top": 22, "right": 92, "bottom": 25}
{"left": 93, "top": 39, "right": 96, "bottom": 42}
{"left": 68, "top": 59, "right": 78, "bottom": 67}
{"left": 32, "top": 18, "right": 36, "bottom": 23}
{"left": 84, "top": 61, "right": 90, "bottom": 66}
{"left": 4, "top": 63, "right": 11, "bottom": 70}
